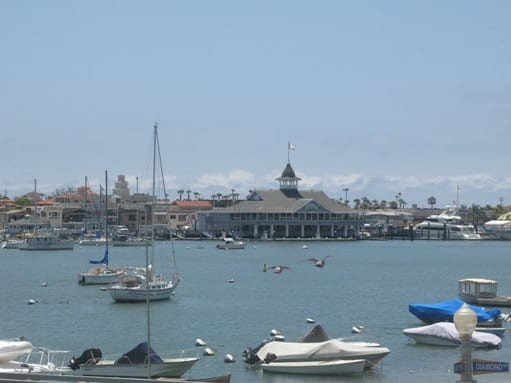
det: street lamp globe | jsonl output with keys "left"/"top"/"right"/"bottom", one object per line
{"left": 454, "top": 303, "right": 477, "bottom": 336}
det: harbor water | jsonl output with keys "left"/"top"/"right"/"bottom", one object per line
{"left": 1, "top": 239, "right": 511, "bottom": 382}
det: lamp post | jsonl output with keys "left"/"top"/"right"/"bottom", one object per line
{"left": 342, "top": 188, "right": 349, "bottom": 205}
{"left": 454, "top": 303, "right": 477, "bottom": 383}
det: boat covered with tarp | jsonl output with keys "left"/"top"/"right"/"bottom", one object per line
{"left": 403, "top": 322, "right": 502, "bottom": 348}
{"left": 243, "top": 325, "right": 390, "bottom": 369}
{"left": 409, "top": 298, "right": 502, "bottom": 326}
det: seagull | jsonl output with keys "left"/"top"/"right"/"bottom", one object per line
{"left": 270, "top": 265, "right": 290, "bottom": 274}
{"left": 307, "top": 256, "right": 331, "bottom": 268}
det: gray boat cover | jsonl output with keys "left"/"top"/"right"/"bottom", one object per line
{"left": 403, "top": 322, "right": 501, "bottom": 348}
{"left": 255, "top": 338, "right": 389, "bottom": 363}
{"left": 296, "top": 325, "right": 330, "bottom": 343}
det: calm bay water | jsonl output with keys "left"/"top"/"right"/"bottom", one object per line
{"left": 1, "top": 239, "right": 511, "bottom": 382}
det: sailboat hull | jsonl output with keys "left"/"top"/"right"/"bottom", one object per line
{"left": 78, "top": 272, "right": 120, "bottom": 285}
{"left": 109, "top": 287, "right": 174, "bottom": 302}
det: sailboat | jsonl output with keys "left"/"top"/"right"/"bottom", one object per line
{"left": 109, "top": 124, "right": 181, "bottom": 302}
{"left": 78, "top": 171, "right": 125, "bottom": 285}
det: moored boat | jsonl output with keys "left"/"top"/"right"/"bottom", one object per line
{"left": 260, "top": 358, "right": 366, "bottom": 375}
{"left": 458, "top": 278, "right": 511, "bottom": 307}
{"left": 68, "top": 342, "right": 199, "bottom": 378}
{"left": 243, "top": 325, "right": 390, "bottom": 370}
{"left": 19, "top": 230, "right": 74, "bottom": 251}
{"left": 408, "top": 298, "right": 504, "bottom": 329}
{"left": 216, "top": 237, "right": 246, "bottom": 250}
{"left": 78, "top": 171, "right": 129, "bottom": 286}
{"left": 403, "top": 322, "right": 502, "bottom": 348}
{"left": 108, "top": 125, "right": 181, "bottom": 303}
{"left": 0, "top": 338, "right": 33, "bottom": 365}
{"left": 413, "top": 206, "right": 480, "bottom": 240}
{"left": 0, "top": 239, "right": 25, "bottom": 249}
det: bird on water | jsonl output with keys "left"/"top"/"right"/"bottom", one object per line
{"left": 269, "top": 265, "right": 290, "bottom": 274}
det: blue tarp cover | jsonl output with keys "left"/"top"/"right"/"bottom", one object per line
{"left": 409, "top": 298, "right": 501, "bottom": 324}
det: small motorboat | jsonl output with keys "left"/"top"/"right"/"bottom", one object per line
{"left": 243, "top": 325, "right": 390, "bottom": 370}
{"left": 408, "top": 298, "right": 503, "bottom": 326}
{"left": 261, "top": 358, "right": 366, "bottom": 375}
{"left": 216, "top": 238, "right": 246, "bottom": 250}
{"left": 403, "top": 322, "right": 502, "bottom": 348}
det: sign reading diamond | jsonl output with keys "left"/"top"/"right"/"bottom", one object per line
{"left": 454, "top": 359, "right": 509, "bottom": 375}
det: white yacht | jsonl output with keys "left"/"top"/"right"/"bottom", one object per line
{"left": 413, "top": 206, "right": 480, "bottom": 240}
{"left": 483, "top": 212, "right": 511, "bottom": 240}
{"left": 19, "top": 229, "right": 75, "bottom": 250}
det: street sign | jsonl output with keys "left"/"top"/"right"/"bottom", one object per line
{"left": 454, "top": 359, "right": 509, "bottom": 375}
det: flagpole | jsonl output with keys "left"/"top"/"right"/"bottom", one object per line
{"left": 287, "top": 141, "right": 290, "bottom": 163}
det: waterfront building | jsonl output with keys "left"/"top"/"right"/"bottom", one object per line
{"left": 198, "top": 162, "right": 361, "bottom": 239}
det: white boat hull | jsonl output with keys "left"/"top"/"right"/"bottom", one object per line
{"left": 79, "top": 239, "right": 107, "bottom": 246}
{"left": 0, "top": 239, "right": 24, "bottom": 249}
{"left": 261, "top": 359, "right": 366, "bottom": 375}
{"left": 19, "top": 238, "right": 74, "bottom": 250}
{"left": 0, "top": 339, "right": 33, "bottom": 363}
{"left": 109, "top": 286, "right": 174, "bottom": 302}
{"left": 403, "top": 322, "right": 502, "bottom": 348}
{"left": 78, "top": 272, "right": 120, "bottom": 285}
{"left": 78, "top": 357, "right": 198, "bottom": 378}
{"left": 255, "top": 339, "right": 390, "bottom": 369}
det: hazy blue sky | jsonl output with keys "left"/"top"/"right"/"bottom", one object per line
{"left": 1, "top": 1, "right": 510, "bottom": 208}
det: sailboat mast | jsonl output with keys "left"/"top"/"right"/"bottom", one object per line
{"left": 105, "top": 171, "right": 109, "bottom": 255}
{"left": 146, "top": 123, "right": 158, "bottom": 378}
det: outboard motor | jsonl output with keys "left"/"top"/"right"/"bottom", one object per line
{"left": 263, "top": 353, "right": 277, "bottom": 364}
{"left": 68, "top": 348, "right": 102, "bottom": 370}
{"left": 242, "top": 338, "right": 273, "bottom": 364}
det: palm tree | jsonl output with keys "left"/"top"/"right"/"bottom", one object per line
{"left": 360, "top": 197, "right": 371, "bottom": 210}
{"left": 427, "top": 196, "right": 436, "bottom": 209}
{"left": 186, "top": 189, "right": 191, "bottom": 200}
{"left": 193, "top": 192, "right": 200, "bottom": 200}
{"left": 177, "top": 189, "right": 184, "bottom": 200}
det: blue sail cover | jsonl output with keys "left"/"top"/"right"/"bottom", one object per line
{"left": 409, "top": 298, "right": 501, "bottom": 324}
{"left": 89, "top": 250, "right": 109, "bottom": 265}
{"left": 115, "top": 342, "right": 163, "bottom": 365}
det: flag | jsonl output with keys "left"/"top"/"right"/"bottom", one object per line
{"left": 288, "top": 142, "right": 295, "bottom": 151}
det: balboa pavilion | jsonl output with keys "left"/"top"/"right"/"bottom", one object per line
{"left": 199, "top": 162, "right": 361, "bottom": 239}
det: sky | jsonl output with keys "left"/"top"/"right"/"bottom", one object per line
{"left": 1, "top": 1, "right": 511, "bottom": 208}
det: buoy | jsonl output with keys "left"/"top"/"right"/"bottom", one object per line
{"left": 203, "top": 347, "right": 215, "bottom": 356}
{"left": 41, "top": 282, "right": 47, "bottom": 287}
{"left": 306, "top": 318, "right": 316, "bottom": 323}
{"left": 224, "top": 353, "right": 235, "bottom": 363}
{"left": 195, "top": 338, "right": 207, "bottom": 346}
{"left": 273, "top": 334, "right": 286, "bottom": 341}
